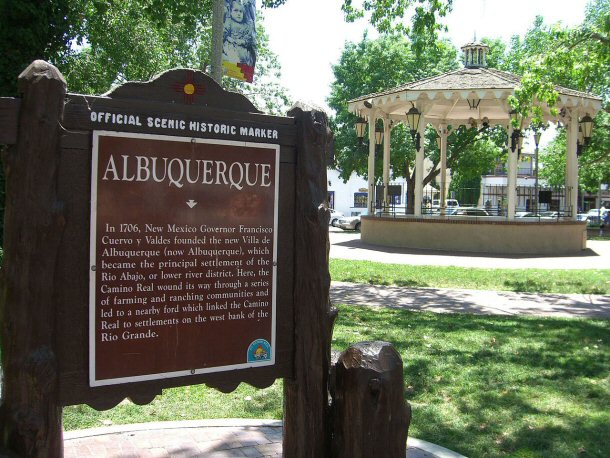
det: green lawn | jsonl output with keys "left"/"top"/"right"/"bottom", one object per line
{"left": 64, "top": 304, "right": 610, "bottom": 458}
{"left": 329, "top": 258, "right": 610, "bottom": 294}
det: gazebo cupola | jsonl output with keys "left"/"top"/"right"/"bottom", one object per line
{"left": 461, "top": 39, "right": 490, "bottom": 68}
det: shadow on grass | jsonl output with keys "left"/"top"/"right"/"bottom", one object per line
{"left": 338, "top": 274, "right": 431, "bottom": 288}
{"left": 503, "top": 278, "right": 607, "bottom": 294}
{"left": 332, "top": 305, "right": 610, "bottom": 458}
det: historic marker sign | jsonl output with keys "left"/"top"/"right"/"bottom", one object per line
{"left": 89, "top": 131, "right": 279, "bottom": 386}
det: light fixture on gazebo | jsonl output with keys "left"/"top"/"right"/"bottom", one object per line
{"left": 577, "top": 126, "right": 584, "bottom": 157}
{"left": 509, "top": 109, "right": 522, "bottom": 128}
{"left": 467, "top": 96, "right": 481, "bottom": 110}
{"left": 375, "top": 126, "right": 384, "bottom": 149}
{"left": 533, "top": 128, "right": 542, "bottom": 213}
{"left": 355, "top": 117, "right": 367, "bottom": 144}
{"left": 509, "top": 109, "right": 523, "bottom": 153}
{"left": 406, "top": 104, "right": 422, "bottom": 150}
{"left": 406, "top": 105, "right": 421, "bottom": 132}
{"left": 579, "top": 114, "right": 594, "bottom": 145}
{"left": 510, "top": 131, "right": 519, "bottom": 153}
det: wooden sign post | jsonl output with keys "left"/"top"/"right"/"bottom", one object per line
{"left": 0, "top": 60, "right": 322, "bottom": 457}
{"left": 0, "top": 61, "right": 409, "bottom": 458}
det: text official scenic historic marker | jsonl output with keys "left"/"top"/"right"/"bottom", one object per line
{"left": 90, "top": 132, "right": 279, "bottom": 386}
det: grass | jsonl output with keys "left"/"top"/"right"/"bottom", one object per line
{"left": 329, "top": 258, "right": 610, "bottom": 294}
{"left": 53, "top": 242, "right": 610, "bottom": 455}
{"left": 63, "top": 382, "right": 284, "bottom": 430}
{"left": 63, "top": 304, "right": 610, "bottom": 458}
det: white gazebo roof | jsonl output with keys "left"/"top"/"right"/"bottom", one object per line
{"left": 348, "top": 66, "right": 602, "bottom": 126}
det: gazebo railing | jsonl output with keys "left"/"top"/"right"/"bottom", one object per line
{"left": 370, "top": 186, "right": 573, "bottom": 218}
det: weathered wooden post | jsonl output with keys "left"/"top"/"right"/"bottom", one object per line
{"left": 0, "top": 61, "right": 66, "bottom": 457}
{"left": 283, "top": 102, "right": 337, "bottom": 457}
{"left": 332, "top": 341, "right": 411, "bottom": 458}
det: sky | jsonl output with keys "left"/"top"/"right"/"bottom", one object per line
{"left": 261, "top": 0, "right": 590, "bottom": 112}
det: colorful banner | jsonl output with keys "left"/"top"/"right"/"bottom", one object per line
{"left": 222, "top": 0, "right": 256, "bottom": 83}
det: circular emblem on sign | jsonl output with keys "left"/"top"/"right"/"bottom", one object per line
{"left": 247, "top": 339, "right": 271, "bottom": 363}
{"left": 183, "top": 83, "right": 195, "bottom": 95}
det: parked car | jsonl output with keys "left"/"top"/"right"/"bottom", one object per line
{"left": 329, "top": 209, "right": 344, "bottom": 227}
{"left": 585, "top": 208, "right": 609, "bottom": 226}
{"left": 515, "top": 211, "right": 540, "bottom": 218}
{"left": 540, "top": 211, "right": 565, "bottom": 219}
{"left": 450, "top": 207, "right": 489, "bottom": 217}
{"left": 576, "top": 213, "right": 589, "bottom": 222}
{"left": 337, "top": 210, "right": 368, "bottom": 231}
{"left": 430, "top": 198, "right": 459, "bottom": 213}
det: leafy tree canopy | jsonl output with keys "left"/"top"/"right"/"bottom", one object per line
{"left": 495, "top": 0, "right": 610, "bottom": 190}
{"left": 261, "top": 0, "right": 454, "bottom": 53}
{"left": 0, "top": 0, "right": 290, "bottom": 114}
{"left": 1, "top": 0, "right": 456, "bottom": 97}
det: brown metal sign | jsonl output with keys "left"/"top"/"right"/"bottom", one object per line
{"left": 89, "top": 131, "right": 279, "bottom": 386}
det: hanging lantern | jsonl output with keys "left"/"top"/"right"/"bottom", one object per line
{"left": 355, "top": 117, "right": 367, "bottom": 142}
{"left": 467, "top": 97, "right": 481, "bottom": 110}
{"left": 579, "top": 114, "right": 593, "bottom": 145}
{"left": 405, "top": 105, "right": 421, "bottom": 135}
{"left": 375, "top": 126, "right": 384, "bottom": 146}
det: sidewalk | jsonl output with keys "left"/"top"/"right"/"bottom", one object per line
{"left": 331, "top": 281, "right": 610, "bottom": 318}
{"left": 64, "top": 419, "right": 465, "bottom": 458}
{"left": 328, "top": 229, "right": 610, "bottom": 318}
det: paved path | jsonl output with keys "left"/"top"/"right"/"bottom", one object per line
{"left": 64, "top": 420, "right": 464, "bottom": 458}
{"left": 331, "top": 281, "right": 610, "bottom": 318}
{"left": 329, "top": 229, "right": 610, "bottom": 318}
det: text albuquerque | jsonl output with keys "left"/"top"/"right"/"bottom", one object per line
{"left": 102, "top": 154, "right": 272, "bottom": 190}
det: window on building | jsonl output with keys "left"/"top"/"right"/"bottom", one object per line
{"left": 328, "top": 191, "right": 335, "bottom": 209}
{"left": 354, "top": 192, "right": 367, "bottom": 208}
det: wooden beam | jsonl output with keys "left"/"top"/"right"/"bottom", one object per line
{"left": 0, "top": 98, "right": 21, "bottom": 145}
{"left": 0, "top": 60, "right": 66, "bottom": 457}
{"left": 283, "top": 103, "right": 336, "bottom": 457}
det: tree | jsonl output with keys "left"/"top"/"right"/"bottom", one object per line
{"left": 497, "top": 2, "right": 610, "bottom": 191}
{"left": 328, "top": 34, "right": 508, "bottom": 213}
{"left": 1, "top": 0, "right": 457, "bottom": 97}
{"left": 0, "top": 0, "right": 291, "bottom": 115}
{"left": 0, "top": 0, "right": 85, "bottom": 95}
{"left": 261, "top": 0, "right": 455, "bottom": 53}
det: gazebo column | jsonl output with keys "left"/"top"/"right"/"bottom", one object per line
{"left": 414, "top": 121, "right": 425, "bottom": 216}
{"left": 367, "top": 110, "right": 377, "bottom": 213}
{"left": 437, "top": 124, "right": 448, "bottom": 216}
{"left": 382, "top": 118, "right": 391, "bottom": 211}
{"left": 506, "top": 125, "right": 518, "bottom": 219}
{"left": 565, "top": 112, "right": 579, "bottom": 220}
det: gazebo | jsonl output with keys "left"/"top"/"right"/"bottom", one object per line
{"left": 347, "top": 41, "right": 603, "bottom": 255}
